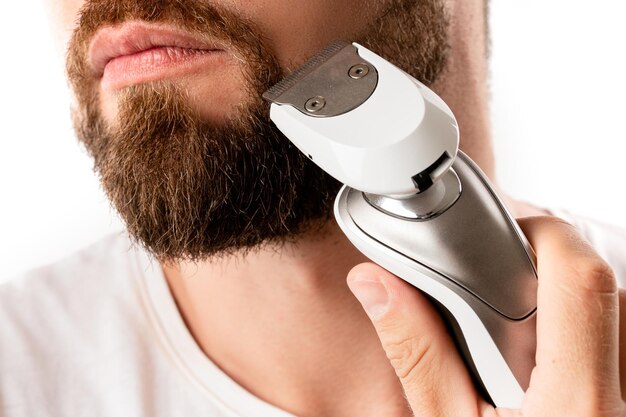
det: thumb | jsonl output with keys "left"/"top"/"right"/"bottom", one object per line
{"left": 347, "top": 262, "right": 484, "bottom": 417}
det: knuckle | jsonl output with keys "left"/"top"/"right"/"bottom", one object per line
{"left": 384, "top": 334, "right": 437, "bottom": 381}
{"left": 568, "top": 258, "right": 617, "bottom": 295}
{"left": 530, "top": 215, "right": 576, "bottom": 231}
{"left": 540, "top": 215, "right": 574, "bottom": 228}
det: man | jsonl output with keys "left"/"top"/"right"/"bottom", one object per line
{"left": 1, "top": 0, "right": 625, "bottom": 416}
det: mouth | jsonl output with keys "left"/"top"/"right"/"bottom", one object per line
{"left": 89, "top": 22, "right": 229, "bottom": 90}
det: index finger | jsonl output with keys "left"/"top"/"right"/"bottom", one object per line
{"left": 518, "top": 216, "right": 622, "bottom": 414}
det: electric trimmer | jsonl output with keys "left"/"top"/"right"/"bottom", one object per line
{"left": 263, "top": 41, "right": 537, "bottom": 408}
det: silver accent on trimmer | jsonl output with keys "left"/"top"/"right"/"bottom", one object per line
{"left": 364, "top": 168, "right": 462, "bottom": 221}
{"left": 262, "top": 40, "right": 379, "bottom": 118}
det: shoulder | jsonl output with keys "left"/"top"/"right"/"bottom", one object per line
{"left": 0, "top": 235, "right": 226, "bottom": 416}
{"left": 0, "top": 232, "right": 155, "bottom": 370}
{"left": 0, "top": 232, "right": 143, "bottom": 311}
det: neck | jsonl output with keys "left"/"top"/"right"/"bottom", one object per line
{"left": 163, "top": 2, "right": 492, "bottom": 415}
{"left": 163, "top": 222, "right": 409, "bottom": 416}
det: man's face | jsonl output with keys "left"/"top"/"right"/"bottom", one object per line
{"left": 58, "top": 0, "right": 448, "bottom": 262}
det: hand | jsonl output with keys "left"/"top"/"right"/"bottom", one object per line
{"left": 347, "top": 216, "right": 626, "bottom": 416}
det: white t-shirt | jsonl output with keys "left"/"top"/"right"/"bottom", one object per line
{"left": 1, "top": 213, "right": 625, "bottom": 417}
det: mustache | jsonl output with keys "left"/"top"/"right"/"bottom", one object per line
{"left": 71, "top": 0, "right": 261, "bottom": 46}
{"left": 66, "top": 0, "right": 280, "bottom": 87}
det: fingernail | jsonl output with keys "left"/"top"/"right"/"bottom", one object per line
{"left": 348, "top": 277, "right": 389, "bottom": 320}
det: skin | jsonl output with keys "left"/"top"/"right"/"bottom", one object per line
{"left": 46, "top": 0, "right": 625, "bottom": 416}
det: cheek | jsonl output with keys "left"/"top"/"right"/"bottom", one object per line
{"left": 226, "top": 0, "right": 384, "bottom": 68}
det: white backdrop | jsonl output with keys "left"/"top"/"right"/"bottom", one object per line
{"left": 1, "top": 1, "right": 625, "bottom": 281}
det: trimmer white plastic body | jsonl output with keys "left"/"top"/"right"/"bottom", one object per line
{"left": 267, "top": 45, "right": 459, "bottom": 197}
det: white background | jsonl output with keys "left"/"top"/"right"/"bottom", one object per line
{"left": 1, "top": 1, "right": 625, "bottom": 281}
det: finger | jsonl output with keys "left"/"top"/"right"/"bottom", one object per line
{"left": 347, "top": 262, "right": 483, "bottom": 417}
{"left": 517, "top": 216, "right": 622, "bottom": 414}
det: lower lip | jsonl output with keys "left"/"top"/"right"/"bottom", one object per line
{"left": 101, "top": 46, "right": 226, "bottom": 90}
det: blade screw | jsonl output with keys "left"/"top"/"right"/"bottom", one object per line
{"left": 349, "top": 64, "right": 370, "bottom": 79}
{"left": 305, "top": 96, "right": 326, "bottom": 113}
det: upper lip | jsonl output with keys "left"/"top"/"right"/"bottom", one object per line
{"left": 88, "top": 21, "right": 226, "bottom": 76}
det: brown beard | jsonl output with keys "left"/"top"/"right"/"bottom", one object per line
{"left": 66, "top": 0, "right": 449, "bottom": 262}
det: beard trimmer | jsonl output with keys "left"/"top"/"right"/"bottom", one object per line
{"left": 263, "top": 41, "right": 537, "bottom": 408}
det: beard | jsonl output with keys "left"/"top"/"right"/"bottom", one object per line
{"left": 66, "top": 0, "right": 449, "bottom": 262}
